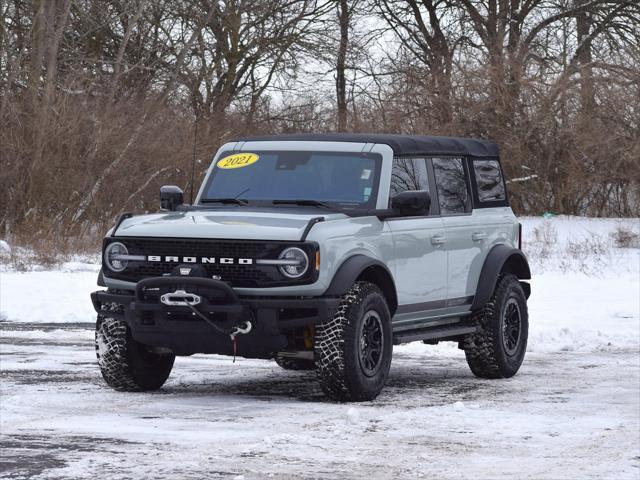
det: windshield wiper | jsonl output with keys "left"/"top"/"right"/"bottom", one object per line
{"left": 200, "top": 198, "right": 249, "bottom": 205}
{"left": 272, "top": 199, "right": 339, "bottom": 210}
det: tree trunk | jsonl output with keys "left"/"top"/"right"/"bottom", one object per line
{"left": 336, "top": 0, "right": 349, "bottom": 132}
{"left": 575, "top": 0, "right": 595, "bottom": 122}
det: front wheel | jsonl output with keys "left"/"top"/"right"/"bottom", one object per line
{"left": 463, "top": 274, "right": 528, "bottom": 378}
{"left": 95, "top": 316, "right": 175, "bottom": 391}
{"left": 314, "top": 282, "right": 392, "bottom": 401}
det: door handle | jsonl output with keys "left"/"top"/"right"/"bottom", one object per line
{"left": 431, "top": 234, "right": 447, "bottom": 245}
{"left": 472, "top": 232, "right": 488, "bottom": 241}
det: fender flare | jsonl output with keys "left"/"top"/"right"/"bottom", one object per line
{"left": 472, "top": 244, "right": 531, "bottom": 310}
{"left": 324, "top": 254, "right": 398, "bottom": 314}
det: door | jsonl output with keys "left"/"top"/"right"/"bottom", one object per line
{"left": 431, "top": 157, "right": 481, "bottom": 304}
{"left": 464, "top": 158, "right": 514, "bottom": 294}
{"left": 386, "top": 158, "right": 447, "bottom": 308}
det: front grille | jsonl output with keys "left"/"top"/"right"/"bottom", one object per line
{"left": 103, "top": 237, "right": 317, "bottom": 288}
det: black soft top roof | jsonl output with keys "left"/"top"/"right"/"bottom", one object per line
{"left": 233, "top": 133, "right": 499, "bottom": 158}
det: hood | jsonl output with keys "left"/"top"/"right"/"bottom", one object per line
{"left": 113, "top": 208, "right": 345, "bottom": 241}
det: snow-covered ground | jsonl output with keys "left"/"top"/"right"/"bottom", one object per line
{"left": 1, "top": 216, "right": 639, "bottom": 479}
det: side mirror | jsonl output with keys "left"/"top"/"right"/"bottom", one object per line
{"left": 160, "top": 185, "right": 184, "bottom": 211}
{"left": 391, "top": 190, "right": 431, "bottom": 217}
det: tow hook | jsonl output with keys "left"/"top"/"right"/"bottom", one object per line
{"left": 230, "top": 321, "right": 252, "bottom": 339}
{"left": 183, "top": 300, "right": 252, "bottom": 363}
{"left": 230, "top": 321, "right": 252, "bottom": 362}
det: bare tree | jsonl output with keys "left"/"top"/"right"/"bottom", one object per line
{"left": 173, "top": 0, "right": 330, "bottom": 121}
{"left": 0, "top": 0, "right": 638, "bottom": 253}
{"left": 375, "top": 0, "right": 456, "bottom": 126}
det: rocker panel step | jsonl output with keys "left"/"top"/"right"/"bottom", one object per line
{"left": 392, "top": 324, "right": 478, "bottom": 345}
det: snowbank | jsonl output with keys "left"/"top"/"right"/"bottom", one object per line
{"left": 0, "top": 269, "right": 98, "bottom": 324}
{"left": 520, "top": 215, "right": 639, "bottom": 274}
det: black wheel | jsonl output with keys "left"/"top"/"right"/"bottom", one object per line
{"left": 95, "top": 316, "right": 175, "bottom": 391}
{"left": 274, "top": 356, "right": 315, "bottom": 371}
{"left": 463, "top": 273, "right": 528, "bottom": 378}
{"left": 314, "top": 281, "right": 392, "bottom": 401}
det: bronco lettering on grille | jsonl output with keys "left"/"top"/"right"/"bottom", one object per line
{"left": 146, "top": 256, "right": 253, "bottom": 265}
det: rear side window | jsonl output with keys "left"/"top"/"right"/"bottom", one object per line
{"left": 390, "top": 158, "right": 429, "bottom": 195}
{"left": 432, "top": 158, "right": 471, "bottom": 214}
{"left": 473, "top": 160, "right": 506, "bottom": 202}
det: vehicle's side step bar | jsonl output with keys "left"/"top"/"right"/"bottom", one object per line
{"left": 393, "top": 324, "right": 478, "bottom": 345}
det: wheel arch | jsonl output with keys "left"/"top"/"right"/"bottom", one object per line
{"left": 471, "top": 244, "right": 531, "bottom": 311}
{"left": 324, "top": 255, "right": 398, "bottom": 316}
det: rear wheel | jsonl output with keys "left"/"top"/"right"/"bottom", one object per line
{"left": 314, "top": 281, "right": 392, "bottom": 401}
{"left": 463, "top": 274, "right": 528, "bottom": 378}
{"left": 95, "top": 316, "right": 175, "bottom": 391}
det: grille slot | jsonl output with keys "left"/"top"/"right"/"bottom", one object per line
{"left": 103, "top": 237, "right": 316, "bottom": 288}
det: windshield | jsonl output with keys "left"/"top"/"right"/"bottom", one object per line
{"left": 200, "top": 150, "right": 381, "bottom": 209}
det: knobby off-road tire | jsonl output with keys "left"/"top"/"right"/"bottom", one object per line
{"left": 95, "top": 316, "right": 175, "bottom": 391}
{"left": 463, "top": 273, "right": 528, "bottom": 378}
{"left": 314, "top": 281, "right": 392, "bottom": 402}
{"left": 274, "top": 356, "right": 315, "bottom": 371}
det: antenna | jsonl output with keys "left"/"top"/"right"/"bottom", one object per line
{"left": 190, "top": 114, "right": 198, "bottom": 204}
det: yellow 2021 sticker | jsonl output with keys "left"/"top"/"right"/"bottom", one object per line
{"left": 217, "top": 153, "right": 259, "bottom": 169}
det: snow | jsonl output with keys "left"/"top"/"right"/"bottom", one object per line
{"left": 0, "top": 270, "right": 98, "bottom": 324}
{"left": 346, "top": 406, "right": 360, "bottom": 424}
{"left": 526, "top": 271, "right": 639, "bottom": 352}
{"left": 1, "top": 216, "right": 639, "bottom": 479}
{"left": 0, "top": 240, "right": 11, "bottom": 254}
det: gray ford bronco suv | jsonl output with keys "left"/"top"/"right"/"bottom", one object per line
{"left": 91, "top": 133, "right": 531, "bottom": 401}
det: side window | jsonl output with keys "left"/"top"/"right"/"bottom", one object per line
{"left": 473, "top": 159, "right": 506, "bottom": 202}
{"left": 432, "top": 157, "right": 471, "bottom": 214}
{"left": 390, "top": 157, "right": 429, "bottom": 196}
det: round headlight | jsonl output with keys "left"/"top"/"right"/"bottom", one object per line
{"left": 105, "top": 242, "right": 129, "bottom": 272}
{"left": 278, "top": 247, "right": 309, "bottom": 279}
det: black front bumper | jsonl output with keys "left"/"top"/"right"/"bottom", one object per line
{"left": 90, "top": 277, "right": 338, "bottom": 357}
